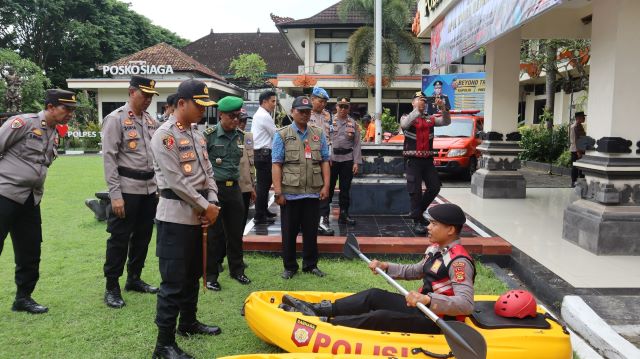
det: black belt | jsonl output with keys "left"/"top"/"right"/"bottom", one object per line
{"left": 255, "top": 148, "right": 272, "bottom": 154}
{"left": 160, "top": 189, "right": 208, "bottom": 200}
{"left": 118, "top": 166, "right": 154, "bottom": 181}
{"left": 333, "top": 148, "right": 353, "bottom": 155}
{"left": 216, "top": 180, "right": 238, "bottom": 187}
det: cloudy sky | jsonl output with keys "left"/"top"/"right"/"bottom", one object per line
{"left": 124, "top": 0, "right": 340, "bottom": 41}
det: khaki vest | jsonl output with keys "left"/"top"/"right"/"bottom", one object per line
{"left": 279, "top": 125, "right": 324, "bottom": 195}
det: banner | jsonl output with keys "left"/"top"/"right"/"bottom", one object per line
{"left": 430, "top": 0, "right": 561, "bottom": 69}
{"left": 422, "top": 72, "right": 486, "bottom": 114}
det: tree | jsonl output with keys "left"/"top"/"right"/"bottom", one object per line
{"left": 0, "top": 48, "right": 51, "bottom": 113}
{"left": 0, "top": 0, "right": 188, "bottom": 87}
{"left": 521, "top": 39, "right": 590, "bottom": 127}
{"left": 337, "top": 0, "right": 422, "bottom": 87}
{"left": 229, "top": 53, "right": 268, "bottom": 87}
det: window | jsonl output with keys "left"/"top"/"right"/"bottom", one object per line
{"left": 462, "top": 50, "right": 485, "bottom": 65}
{"left": 315, "top": 42, "right": 348, "bottom": 63}
{"left": 434, "top": 119, "right": 474, "bottom": 137}
{"left": 315, "top": 29, "right": 354, "bottom": 38}
{"left": 102, "top": 102, "right": 125, "bottom": 119}
{"left": 399, "top": 43, "right": 431, "bottom": 64}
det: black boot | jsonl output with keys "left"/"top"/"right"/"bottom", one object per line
{"left": 12, "top": 297, "right": 48, "bottom": 314}
{"left": 152, "top": 343, "right": 193, "bottom": 359}
{"left": 125, "top": 275, "right": 159, "bottom": 294}
{"left": 338, "top": 210, "right": 356, "bottom": 225}
{"left": 177, "top": 320, "right": 222, "bottom": 336}
{"left": 281, "top": 294, "right": 333, "bottom": 317}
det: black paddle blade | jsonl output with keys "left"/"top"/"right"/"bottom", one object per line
{"left": 342, "top": 234, "right": 360, "bottom": 259}
{"left": 440, "top": 320, "right": 487, "bottom": 359}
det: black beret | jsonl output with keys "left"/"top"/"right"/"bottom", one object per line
{"left": 426, "top": 203, "right": 466, "bottom": 226}
{"left": 46, "top": 89, "right": 77, "bottom": 107}
{"left": 130, "top": 75, "right": 159, "bottom": 95}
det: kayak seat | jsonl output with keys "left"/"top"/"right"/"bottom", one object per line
{"left": 470, "top": 301, "right": 551, "bottom": 329}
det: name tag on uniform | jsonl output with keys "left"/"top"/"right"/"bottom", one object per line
{"left": 430, "top": 259, "right": 442, "bottom": 273}
{"left": 304, "top": 142, "right": 312, "bottom": 159}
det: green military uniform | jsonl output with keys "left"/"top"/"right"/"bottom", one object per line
{"left": 203, "top": 96, "right": 250, "bottom": 289}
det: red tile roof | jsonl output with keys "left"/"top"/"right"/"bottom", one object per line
{"left": 105, "top": 42, "right": 224, "bottom": 81}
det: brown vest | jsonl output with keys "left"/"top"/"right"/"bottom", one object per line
{"left": 279, "top": 125, "right": 324, "bottom": 194}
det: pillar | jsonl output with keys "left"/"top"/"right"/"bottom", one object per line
{"left": 563, "top": 0, "right": 640, "bottom": 255}
{"left": 471, "top": 28, "right": 526, "bottom": 198}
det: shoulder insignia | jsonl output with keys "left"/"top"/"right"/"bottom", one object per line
{"left": 203, "top": 127, "right": 215, "bottom": 136}
{"left": 10, "top": 118, "right": 25, "bottom": 129}
{"left": 452, "top": 261, "right": 466, "bottom": 283}
{"left": 162, "top": 135, "right": 175, "bottom": 150}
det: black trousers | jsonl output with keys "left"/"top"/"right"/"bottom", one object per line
{"left": 281, "top": 197, "right": 320, "bottom": 272}
{"left": 0, "top": 194, "right": 42, "bottom": 299}
{"left": 405, "top": 157, "right": 441, "bottom": 222}
{"left": 155, "top": 221, "right": 202, "bottom": 332}
{"left": 207, "top": 182, "right": 245, "bottom": 279}
{"left": 319, "top": 160, "right": 354, "bottom": 217}
{"left": 571, "top": 152, "right": 584, "bottom": 184}
{"left": 103, "top": 193, "right": 157, "bottom": 283}
{"left": 331, "top": 288, "right": 440, "bottom": 334}
{"left": 218, "top": 191, "right": 252, "bottom": 267}
{"left": 254, "top": 157, "right": 272, "bottom": 220}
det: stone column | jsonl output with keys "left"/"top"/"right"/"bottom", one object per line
{"left": 563, "top": 0, "right": 640, "bottom": 255}
{"left": 471, "top": 29, "right": 526, "bottom": 198}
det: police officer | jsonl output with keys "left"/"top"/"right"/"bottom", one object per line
{"left": 309, "top": 86, "right": 334, "bottom": 236}
{"left": 203, "top": 96, "right": 251, "bottom": 291}
{"left": 272, "top": 96, "right": 331, "bottom": 279}
{"left": 0, "top": 89, "right": 76, "bottom": 314}
{"left": 151, "top": 79, "right": 221, "bottom": 359}
{"left": 161, "top": 93, "right": 177, "bottom": 122}
{"left": 101, "top": 75, "right": 160, "bottom": 309}
{"left": 319, "top": 97, "right": 362, "bottom": 228}
{"left": 400, "top": 91, "right": 451, "bottom": 235}
{"left": 282, "top": 203, "right": 475, "bottom": 334}
{"left": 426, "top": 80, "right": 451, "bottom": 115}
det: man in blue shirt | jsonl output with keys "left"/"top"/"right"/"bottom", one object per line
{"left": 272, "top": 96, "right": 330, "bottom": 279}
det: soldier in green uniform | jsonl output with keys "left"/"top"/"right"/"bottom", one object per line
{"left": 203, "top": 96, "right": 251, "bottom": 291}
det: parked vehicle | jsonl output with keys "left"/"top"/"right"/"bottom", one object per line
{"left": 388, "top": 110, "right": 484, "bottom": 179}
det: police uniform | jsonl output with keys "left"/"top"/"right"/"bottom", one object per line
{"left": 319, "top": 97, "right": 362, "bottom": 226}
{"left": 203, "top": 96, "right": 251, "bottom": 291}
{"left": 101, "top": 75, "right": 160, "bottom": 307}
{"left": 151, "top": 80, "right": 221, "bottom": 358}
{"left": 283, "top": 203, "right": 475, "bottom": 334}
{"left": 400, "top": 91, "right": 451, "bottom": 235}
{"left": 426, "top": 80, "right": 451, "bottom": 116}
{"left": 0, "top": 89, "right": 76, "bottom": 314}
{"left": 272, "top": 96, "right": 330, "bottom": 279}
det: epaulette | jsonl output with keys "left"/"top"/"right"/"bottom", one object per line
{"left": 203, "top": 127, "right": 215, "bottom": 136}
{"left": 238, "top": 129, "right": 246, "bottom": 135}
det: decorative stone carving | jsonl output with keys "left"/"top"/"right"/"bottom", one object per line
{"left": 481, "top": 131, "right": 504, "bottom": 141}
{"left": 479, "top": 156, "right": 521, "bottom": 171}
{"left": 2, "top": 67, "right": 22, "bottom": 112}
{"left": 576, "top": 180, "right": 640, "bottom": 205}
{"left": 596, "top": 137, "right": 632, "bottom": 153}
{"left": 505, "top": 131, "right": 521, "bottom": 141}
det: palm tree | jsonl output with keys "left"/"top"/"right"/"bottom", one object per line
{"left": 338, "top": 0, "right": 421, "bottom": 87}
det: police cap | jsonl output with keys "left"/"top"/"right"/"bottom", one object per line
{"left": 433, "top": 80, "right": 444, "bottom": 87}
{"left": 425, "top": 203, "right": 466, "bottom": 226}
{"left": 412, "top": 91, "right": 427, "bottom": 100}
{"left": 292, "top": 96, "right": 313, "bottom": 110}
{"left": 130, "top": 75, "right": 159, "bottom": 95}
{"left": 46, "top": 89, "right": 78, "bottom": 107}
{"left": 217, "top": 96, "right": 244, "bottom": 112}
{"left": 176, "top": 79, "right": 217, "bottom": 107}
{"left": 337, "top": 97, "right": 350, "bottom": 105}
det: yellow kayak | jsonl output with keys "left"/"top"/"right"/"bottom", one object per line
{"left": 242, "top": 291, "right": 572, "bottom": 359}
{"left": 220, "top": 355, "right": 398, "bottom": 359}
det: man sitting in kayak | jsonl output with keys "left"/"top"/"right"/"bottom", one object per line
{"left": 282, "top": 203, "right": 475, "bottom": 334}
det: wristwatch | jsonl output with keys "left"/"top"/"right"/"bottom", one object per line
{"left": 274, "top": 193, "right": 282, "bottom": 198}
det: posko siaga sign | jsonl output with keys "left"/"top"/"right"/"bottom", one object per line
{"left": 102, "top": 64, "right": 174, "bottom": 76}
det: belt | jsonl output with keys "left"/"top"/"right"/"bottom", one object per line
{"left": 160, "top": 189, "right": 208, "bottom": 200}
{"left": 403, "top": 150, "right": 439, "bottom": 158}
{"left": 117, "top": 166, "right": 154, "bottom": 181}
{"left": 216, "top": 180, "right": 238, "bottom": 187}
{"left": 255, "top": 148, "right": 272, "bottom": 154}
{"left": 333, "top": 148, "right": 353, "bottom": 155}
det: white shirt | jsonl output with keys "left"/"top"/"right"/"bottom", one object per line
{"left": 252, "top": 106, "right": 277, "bottom": 149}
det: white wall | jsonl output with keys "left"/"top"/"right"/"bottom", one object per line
{"left": 522, "top": 89, "right": 588, "bottom": 125}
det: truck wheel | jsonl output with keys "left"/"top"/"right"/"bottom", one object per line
{"left": 466, "top": 157, "right": 478, "bottom": 180}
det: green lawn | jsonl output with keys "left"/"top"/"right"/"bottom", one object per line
{"left": 0, "top": 155, "right": 508, "bottom": 358}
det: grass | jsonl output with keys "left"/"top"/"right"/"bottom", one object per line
{"left": 0, "top": 155, "right": 508, "bottom": 358}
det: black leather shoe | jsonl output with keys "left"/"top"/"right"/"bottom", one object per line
{"left": 413, "top": 223, "right": 427, "bottom": 235}
{"left": 206, "top": 281, "right": 221, "bottom": 291}
{"left": 318, "top": 216, "right": 335, "bottom": 236}
{"left": 232, "top": 274, "right": 251, "bottom": 285}
{"left": 281, "top": 269, "right": 297, "bottom": 279}
{"left": 266, "top": 210, "right": 277, "bottom": 218}
{"left": 11, "top": 297, "right": 48, "bottom": 314}
{"left": 152, "top": 343, "right": 193, "bottom": 359}
{"left": 282, "top": 294, "right": 319, "bottom": 316}
{"left": 125, "top": 278, "right": 159, "bottom": 294}
{"left": 177, "top": 320, "right": 222, "bottom": 336}
{"left": 338, "top": 210, "right": 356, "bottom": 225}
{"left": 104, "top": 288, "right": 126, "bottom": 308}
{"left": 303, "top": 267, "right": 326, "bottom": 277}
{"left": 254, "top": 217, "right": 275, "bottom": 225}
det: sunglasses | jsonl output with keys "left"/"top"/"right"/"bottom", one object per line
{"left": 226, "top": 111, "right": 242, "bottom": 120}
{"left": 338, "top": 104, "right": 349, "bottom": 109}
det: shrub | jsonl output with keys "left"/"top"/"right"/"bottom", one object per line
{"left": 555, "top": 150, "right": 572, "bottom": 168}
{"left": 519, "top": 124, "right": 569, "bottom": 163}
{"left": 381, "top": 108, "right": 399, "bottom": 134}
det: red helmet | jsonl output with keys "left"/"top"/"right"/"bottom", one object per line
{"left": 494, "top": 290, "right": 537, "bottom": 318}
